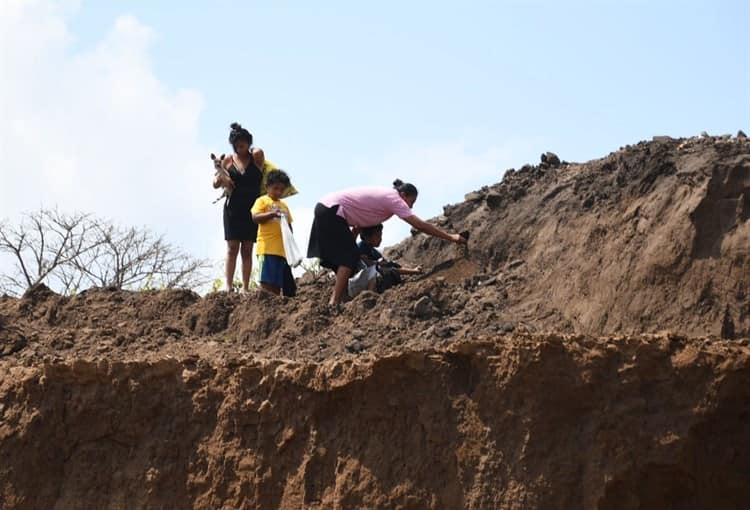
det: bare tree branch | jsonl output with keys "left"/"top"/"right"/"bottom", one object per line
{"left": 0, "top": 209, "right": 210, "bottom": 295}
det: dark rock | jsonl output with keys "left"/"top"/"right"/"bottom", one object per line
{"left": 737, "top": 130, "right": 747, "bottom": 139}
{"left": 721, "top": 306, "right": 735, "bottom": 340}
{"left": 541, "top": 152, "right": 561, "bottom": 167}
{"left": 162, "top": 326, "right": 184, "bottom": 337}
{"left": 413, "top": 296, "right": 435, "bottom": 319}
{"left": 510, "top": 186, "right": 526, "bottom": 201}
{"left": 1, "top": 331, "right": 27, "bottom": 356}
{"left": 345, "top": 340, "right": 366, "bottom": 354}
{"left": 486, "top": 192, "right": 503, "bottom": 209}
{"left": 499, "top": 323, "right": 516, "bottom": 333}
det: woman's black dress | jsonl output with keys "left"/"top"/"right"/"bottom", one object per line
{"left": 223, "top": 159, "right": 262, "bottom": 241}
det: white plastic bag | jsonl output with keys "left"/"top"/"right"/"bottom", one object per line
{"left": 280, "top": 214, "right": 303, "bottom": 267}
{"left": 348, "top": 264, "right": 377, "bottom": 298}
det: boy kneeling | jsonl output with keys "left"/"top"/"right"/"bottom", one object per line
{"left": 251, "top": 170, "right": 296, "bottom": 296}
{"left": 349, "top": 224, "right": 422, "bottom": 298}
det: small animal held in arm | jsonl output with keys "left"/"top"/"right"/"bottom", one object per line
{"left": 211, "top": 153, "right": 232, "bottom": 204}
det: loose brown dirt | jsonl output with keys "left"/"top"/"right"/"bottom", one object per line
{"left": 1, "top": 134, "right": 749, "bottom": 509}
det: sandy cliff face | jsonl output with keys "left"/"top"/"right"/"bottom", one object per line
{"left": 1, "top": 134, "right": 749, "bottom": 509}
{"left": 2, "top": 335, "right": 748, "bottom": 509}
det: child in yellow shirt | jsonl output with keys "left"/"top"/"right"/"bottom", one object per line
{"left": 251, "top": 170, "right": 294, "bottom": 296}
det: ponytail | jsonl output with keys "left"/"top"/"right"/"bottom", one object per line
{"left": 393, "top": 179, "right": 418, "bottom": 197}
{"left": 228, "top": 122, "right": 253, "bottom": 150}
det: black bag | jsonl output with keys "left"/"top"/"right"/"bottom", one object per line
{"left": 282, "top": 264, "right": 297, "bottom": 297}
{"left": 377, "top": 262, "right": 402, "bottom": 292}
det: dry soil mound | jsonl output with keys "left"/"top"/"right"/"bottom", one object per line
{"left": 390, "top": 134, "right": 750, "bottom": 338}
{"left": 1, "top": 134, "right": 749, "bottom": 509}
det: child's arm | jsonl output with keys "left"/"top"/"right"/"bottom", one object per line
{"left": 397, "top": 265, "right": 423, "bottom": 276}
{"left": 252, "top": 210, "right": 282, "bottom": 223}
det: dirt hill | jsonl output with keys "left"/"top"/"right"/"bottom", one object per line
{"left": 1, "top": 134, "right": 749, "bottom": 509}
{"left": 390, "top": 133, "right": 750, "bottom": 338}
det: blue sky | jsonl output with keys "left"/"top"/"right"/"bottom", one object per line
{"left": 1, "top": 0, "right": 748, "bottom": 287}
{"left": 68, "top": 0, "right": 748, "bottom": 155}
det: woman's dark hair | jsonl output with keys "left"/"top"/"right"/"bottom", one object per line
{"left": 266, "top": 169, "right": 291, "bottom": 188}
{"left": 228, "top": 122, "right": 253, "bottom": 150}
{"left": 360, "top": 224, "right": 383, "bottom": 240}
{"left": 393, "top": 179, "right": 418, "bottom": 197}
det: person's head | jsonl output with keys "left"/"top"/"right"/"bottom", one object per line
{"left": 228, "top": 122, "right": 253, "bottom": 154}
{"left": 393, "top": 179, "right": 418, "bottom": 208}
{"left": 266, "top": 169, "right": 290, "bottom": 200}
{"left": 252, "top": 148, "right": 265, "bottom": 169}
{"left": 360, "top": 224, "right": 384, "bottom": 247}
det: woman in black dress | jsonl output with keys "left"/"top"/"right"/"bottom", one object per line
{"left": 213, "top": 123, "right": 263, "bottom": 291}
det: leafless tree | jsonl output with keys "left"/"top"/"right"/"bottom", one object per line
{"left": 0, "top": 209, "right": 95, "bottom": 295}
{"left": 71, "top": 220, "right": 210, "bottom": 291}
{"left": 0, "top": 209, "right": 210, "bottom": 295}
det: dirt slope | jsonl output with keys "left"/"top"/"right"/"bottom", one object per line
{"left": 1, "top": 133, "right": 749, "bottom": 509}
{"left": 390, "top": 134, "right": 750, "bottom": 338}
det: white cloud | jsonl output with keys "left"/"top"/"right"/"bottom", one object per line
{"left": 0, "top": 1, "right": 225, "bottom": 286}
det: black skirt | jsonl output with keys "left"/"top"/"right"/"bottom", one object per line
{"left": 223, "top": 196, "right": 258, "bottom": 241}
{"left": 222, "top": 162, "right": 262, "bottom": 241}
{"left": 307, "top": 203, "right": 360, "bottom": 271}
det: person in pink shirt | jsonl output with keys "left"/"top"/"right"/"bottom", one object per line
{"left": 308, "top": 179, "right": 467, "bottom": 305}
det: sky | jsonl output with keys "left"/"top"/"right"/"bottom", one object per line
{"left": 1, "top": 0, "right": 748, "bottom": 290}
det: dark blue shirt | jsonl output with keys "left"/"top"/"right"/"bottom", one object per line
{"left": 357, "top": 240, "right": 383, "bottom": 261}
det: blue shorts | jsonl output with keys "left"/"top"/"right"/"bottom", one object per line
{"left": 258, "top": 254, "right": 288, "bottom": 288}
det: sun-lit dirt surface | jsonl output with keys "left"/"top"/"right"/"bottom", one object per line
{"left": 1, "top": 134, "right": 749, "bottom": 509}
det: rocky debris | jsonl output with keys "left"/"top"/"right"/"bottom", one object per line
{"left": 345, "top": 339, "right": 366, "bottom": 353}
{"left": 652, "top": 135, "right": 674, "bottom": 143}
{"left": 389, "top": 133, "right": 750, "bottom": 338}
{"left": 0, "top": 329, "right": 26, "bottom": 357}
{"left": 485, "top": 191, "right": 503, "bottom": 209}
{"left": 464, "top": 191, "right": 484, "bottom": 202}
{"left": 738, "top": 129, "right": 747, "bottom": 138}
{"left": 540, "top": 151, "right": 561, "bottom": 168}
{"left": 412, "top": 295, "right": 435, "bottom": 319}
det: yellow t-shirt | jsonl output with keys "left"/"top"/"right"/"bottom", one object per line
{"left": 251, "top": 195, "right": 293, "bottom": 258}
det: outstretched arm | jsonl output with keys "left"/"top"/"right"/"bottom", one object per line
{"left": 398, "top": 266, "right": 423, "bottom": 275}
{"left": 403, "top": 215, "right": 467, "bottom": 244}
